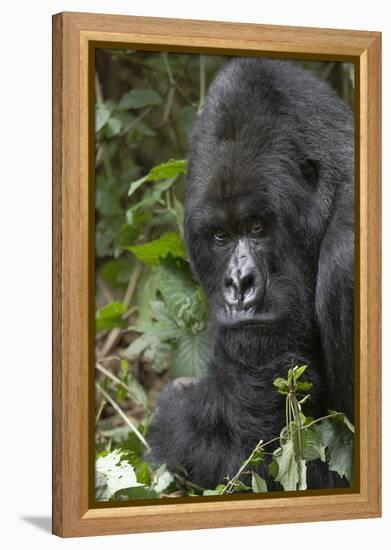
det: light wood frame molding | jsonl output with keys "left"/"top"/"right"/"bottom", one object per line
{"left": 52, "top": 11, "right": 382, "bottom": 538}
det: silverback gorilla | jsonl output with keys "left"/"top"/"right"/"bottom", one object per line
{"left": 147, "top": 58, "right": 354, "bottom": 490}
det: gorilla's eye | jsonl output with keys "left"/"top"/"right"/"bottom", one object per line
{"left": 249, "top": 217, "right": 265, "bottom": 235}
{"left": 213, "top": 228, "right": 229, "bottom": 242}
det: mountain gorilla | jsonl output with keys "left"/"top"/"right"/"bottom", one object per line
{"left": 147, "top": 58, "right": 354, "bottom": 490}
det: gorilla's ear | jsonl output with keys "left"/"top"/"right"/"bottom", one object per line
{"left": 315, "top": 206, "right": 354, "bottom": 421}
{"left": 300, "top": 158, "right": 319, "bottom": 186}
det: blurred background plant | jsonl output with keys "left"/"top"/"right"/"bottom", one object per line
{"left": 94, "top": 49, "right": 354, "bottom": 501}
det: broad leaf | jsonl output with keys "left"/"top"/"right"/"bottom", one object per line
{"left": 274, "top": 440, "right": 307, "bottom": 491}
{"left": 95, "top": 449, "right": 143, "bottom": 501}
{"left": 127, "top": 232, "right": 185, "bottom": 266}
{"left": 169, "top": 329, "right": 211, "bottom": 378}
{"left": 159, "top": 256, "right": 208, "bottom": 332}
{"left": 119, "top": 89, "right": 162, "bottom": 110}
{"left": 96, "top": 301, "right": 126, "bottom": 332}
{"left": 315, "top": 417, "right": 354, "bottom": 482}
{"left": 128, "top": 159, "right": 188, "bottom": 197}
{"left": 96, "top": 102, "right": 112, "bottom": 132}
{"left": 251, "top": 472, "right": 268, "bottom": 493}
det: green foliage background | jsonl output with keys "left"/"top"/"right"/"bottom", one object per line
{"left": 94, "top": 49, "right": 354, "bottom": 500}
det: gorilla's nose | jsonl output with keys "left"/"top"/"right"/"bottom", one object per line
{"left": 224, "top": 267, "right": 257, "bottom": 308}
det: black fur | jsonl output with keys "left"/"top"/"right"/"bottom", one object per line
{"left": 147, "top": 58, "right": 354, "bottom": 490}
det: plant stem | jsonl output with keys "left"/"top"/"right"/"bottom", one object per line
{"left": 95, "top": 382, "right": 150, "bottom": 451}
{"left": 221, "top": 439, "right": 264, "bottom": 495}
{"left": 95, "top": 398, "right": 106, "bottom": 425}
{"left": 197, "top": 55, "right": 206, "bottom": 115}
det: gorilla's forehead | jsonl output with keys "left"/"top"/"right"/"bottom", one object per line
{"left": 195, "top": 139, "right": 295, "bottom": 215}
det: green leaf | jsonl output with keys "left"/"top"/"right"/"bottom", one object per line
{"left": 152, "top": 464, "right": 175, "bottom": 493}
{"left": 96, "top": 301, "right": 126, "bottom": 332}
{"left": 171, "top": 194, "right": 185, "bottom": 236}
{"left": 96, "top": 102, "right": 112, "bottom": 132}
{"left": 251, "top": 472, "right": 268, "bottom": 493}
{"left": 100, "top": 257, "right": 134, "bottom": 288}
{"left": 136, "top": 462, "right": 152, "bottom": 486}
{"left": 95, "top": 449, "right": 144, "bottom": 501}
{"left": 126, "top": 332, "right": 160, "bottom": 357}
{"left": 136, "top": 270, "right": 160, "bottom": 321}
{"left": 128, "top": 159, "right": 188, "bottom": 197}
{"left": 147, "top": 159, "right": 188, "bottom": 181}
{"left": 96, "top": 217, "right": 124, "bottom": 258}
{"left": 113, "top": 224, "right": 140, "bottom": 257}
{"left": 293, "top": 365, "right": 308, "bottom": 382}
{"left": 274, "top": 440, "right": 307, "bottom": 491}
{"left": 127, "top": 374, "right": 148, "bottom": 408}
{"left": 248, "top": 449, "right": 264, "bottom": 466}
{"left": 315, "top": 417, "right": 354, "bottom": 482}
{"left": 268, "top": 459, "right": 279, "bottom": 479}
{"left": 125, "top": 330, "right": 173, "bottom": 374}
{"left": 203, "top": 483, "right": 226, "bottom": 496}
{"left": 127, "top": 232, "right": 186, "bottom": 266}
{"left": 303, "top": 425, "right": 326, "bottom": 462}
{"left": 159, "top": 256, "right": 208, "bottom": 331}
{"left": 328, "top": 411, "right": 355, "bottom": 433}
{"left": 118, "top": 89, "right": 162, "bottom": 110}
{"left": 104, "top": 116, "right": 122, "bottom": 137}
{"left": 169, "top": 330, "right": 211, "bottom": 378}
{"left": 295, "top": 381, "right": 313, "bottom": 392}
{"left": 273, "top": 377, "right": 289, "bottom": 393}
{"left": 96, "top": 186, "right": 121, "bottom": 217}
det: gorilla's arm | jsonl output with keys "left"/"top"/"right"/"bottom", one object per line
{"left": 147, "top": 353, "right": 328, "bottom": 489}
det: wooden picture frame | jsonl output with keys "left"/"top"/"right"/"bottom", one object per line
{"left": 52, "top": 11, "right": 382, "bottom": 537}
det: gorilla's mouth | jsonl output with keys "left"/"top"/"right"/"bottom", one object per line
{"left": 215, "top": 307, "right": 279, "bottom": 329}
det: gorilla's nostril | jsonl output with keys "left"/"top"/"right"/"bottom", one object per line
{"left": 240, "top": 273, "right": 255, "bottom": 296}
{"left": 225, "top": 277, "right": 234, "bottom": 288}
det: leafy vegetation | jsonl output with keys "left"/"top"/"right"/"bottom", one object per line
{"left": 95, "top": 364, "right": 354, "bottom": 501}
{"left": 94, "top": 49, "right": 355, "bottom": 501}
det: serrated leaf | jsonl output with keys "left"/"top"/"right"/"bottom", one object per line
{"left": 169, "top": 330, "right": 211, "bottom": 378}
{"left": 303, "top": 425, "right": 326, "bottom": 462}
{"left": 328, "top": 410, "right": 355, "bottom": 433}
{"left": 127, "top": 232, "right": 185, "bottom": 266}
{"left": 159, "top": 256, "right": 208, "bottom": 331}
{"left": 274, "top": 439, "right": 307, "bottom": 491}
{"left": 95, "top": 449, "right": 143, "bottom": 501}
{"left": 126, "top": 332, "right": 160, "bottom": 357}
{"left": 251, "top": 472, "right": 268, "bottom": 493}
{"left": 119, "top": 89, "right": 162, "bottom": 110}
{"left": 315, "top": 418, "right": 354, "bottom": 482}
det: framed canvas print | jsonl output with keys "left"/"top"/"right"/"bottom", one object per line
{"left": 52, "top": 12, "right": 381, "bottom": 537}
